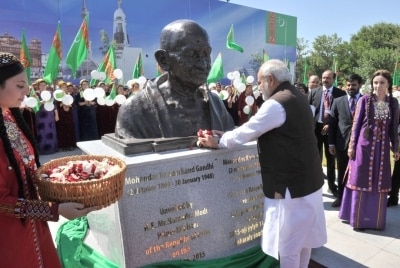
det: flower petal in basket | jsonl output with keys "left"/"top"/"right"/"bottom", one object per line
{"left": 35, "top": 155, "right": 126, "bottom": 208}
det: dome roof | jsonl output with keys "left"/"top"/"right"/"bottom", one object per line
{"left": 114, "top": 8, "right": 125, "bottom": 19}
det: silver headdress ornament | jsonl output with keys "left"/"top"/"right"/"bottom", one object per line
{"left": 0, "top": 53, "right": 20, "bottom": 67}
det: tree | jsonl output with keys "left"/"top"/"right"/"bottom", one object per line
{"left": 294, "top": 22, "right": 400, "bottom": 87}
{"left": 99, "top": 29, "right": 110, "bottom": 56}
{"left": 249, "top": 50, "right": 264, "bottom": 71}
{"left": 349, "top": 23, "right": 400, "bottom": 79}
{"left": 309, "top": 34, "right": 343, "bottom": 76}
{"left": 295, "top": 38, "right": 310, "bottom": 83}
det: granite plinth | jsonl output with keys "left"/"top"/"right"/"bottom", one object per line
{"left": 101, "top": 133, "right": 198, "bottom": 155}
{"left": 78, "top": 140, "right": 264, "bottom": 268}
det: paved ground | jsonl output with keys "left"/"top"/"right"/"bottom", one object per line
{"left": 43, "top": 148, "right": 400, "bottom": 268}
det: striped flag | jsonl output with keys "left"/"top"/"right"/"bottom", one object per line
{"left": 20, "top": 29, "right": 32, "bottom": 84}
{"left": 266, "top": 12, "right": 297, "bottom": 47}
{"left": 90, "top": 45, "right": 116, "bottom": 86}
{"left": 43, "top": 22, "right": 62, "bottom": 84}
{"left": 66, "top": 15, "right": 89, "bottom": 78}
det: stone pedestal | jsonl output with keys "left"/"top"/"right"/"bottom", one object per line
{"left": 78, "top": 140, "right": 264, "bottom": 268}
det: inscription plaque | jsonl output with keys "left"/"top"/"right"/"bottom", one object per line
{"left": 79, "top": 140, "right": 264, "bottom": 268}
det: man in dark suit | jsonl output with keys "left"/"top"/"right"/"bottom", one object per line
{"left": 308, "top": 70, "right": 346, "bottom": 196}
{"left": 328, "top": 74, "right": 362, "bottom": 207}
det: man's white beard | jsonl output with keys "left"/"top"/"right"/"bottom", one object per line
{"left": 261, "top": 88, "right": 270, "bottom": 101}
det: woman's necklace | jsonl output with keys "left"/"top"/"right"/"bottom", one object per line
{"left": 373, "top": 95, "right": 390, "bottom": 120}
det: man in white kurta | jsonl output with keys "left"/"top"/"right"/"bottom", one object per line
{"left": 199, "top": 59, "right": 327, "bottom": 268}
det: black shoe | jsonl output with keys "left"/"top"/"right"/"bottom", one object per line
{"left": 327, "top": 188, "right": 339, "bottom": 198}
{"left": 387, "top": 198, "right": 399, "bottom": 207}
{"left": 331, "top": 198, "right": 342, "bottom": 208}
{"left": 353, "top": 227, "right": 366, "bottom": 232}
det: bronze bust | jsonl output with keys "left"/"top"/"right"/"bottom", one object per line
{"left": 115, "top": 19, "right": 234, "bottom": 139}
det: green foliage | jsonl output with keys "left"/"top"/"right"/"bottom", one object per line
{"left": 99, "top": 29, "right": 110, "bottom": 56}
{"left": 249, "top": 50, "right": 264, "bottom": 71}
{"left": 295, "top": 38, "right": 310, "bottom": 81}
{"left": 292, "top": 22, "right": 400, "bottom": 84}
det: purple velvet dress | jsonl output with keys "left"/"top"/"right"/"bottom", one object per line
{"left": 339, "top": 94, "right": 399, "bottom": 230}
{"left": 35, "top": 101, "right": 58, "bottom": 155}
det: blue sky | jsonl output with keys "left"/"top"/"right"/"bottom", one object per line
{"left": 0, "top": 0, "right": 297, "bottom": 79}
{"left": 1, "top": 0, "right": 398, "bottom": 81}
{"left": 229, "top": 0, "right": 400, "bottom": 44}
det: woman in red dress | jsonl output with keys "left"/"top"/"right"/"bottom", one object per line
{"left": 0, "top": 53, "right": 98, "bottom": 267}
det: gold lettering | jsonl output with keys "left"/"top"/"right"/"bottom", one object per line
{"left": 194, "top": 208, "right": 208, "bottom": 217}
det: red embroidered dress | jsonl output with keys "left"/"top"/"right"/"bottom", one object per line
{"left": 0, "top": 110, "right": 61, "bottom": 267}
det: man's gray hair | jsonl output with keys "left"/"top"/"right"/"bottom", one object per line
{"left": 259, "top": 59, "right": 292, "bottom": 82}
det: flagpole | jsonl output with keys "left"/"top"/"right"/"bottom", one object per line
{"left": 284, "top": 22, "right": 287, "bottom": 61}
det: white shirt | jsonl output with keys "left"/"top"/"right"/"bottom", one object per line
{"left": 219, "top": 99, "right": 285, "bottom": 148}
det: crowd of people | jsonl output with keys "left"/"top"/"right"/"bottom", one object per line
{"left": 21, "top": 73, "right": 266, "bottom": 154}
{"left": 2, "top": 17, "right": 400, "bottom": 268}
{"left": 209, "top": 81, "right": 264, "bottom": 127}
{"left": 20, "top": 78, "right": 141, "bottom": 155}
{"left": 300, "top": 70, "right": 400, "bottom": 232}
{"left": 17, "top": 60, "right": 400, "bottom": 263}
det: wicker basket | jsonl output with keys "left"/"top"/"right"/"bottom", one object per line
{"left": 35, "top": 155, "right": 126, "bottom": 208}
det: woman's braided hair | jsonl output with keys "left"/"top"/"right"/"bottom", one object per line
{"left": 0, "top": 52, "right": 41, "bottom": 199}
{"left": 364, "top": 69, "right": 394, "bottom": 139}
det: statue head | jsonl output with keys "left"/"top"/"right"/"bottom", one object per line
{"left": 155, "top": 19, "right": 212, "bottom": 88}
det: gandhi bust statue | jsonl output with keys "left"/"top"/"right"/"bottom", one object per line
{"left": 115, "top": 19, "right": 234, "bottom": 139}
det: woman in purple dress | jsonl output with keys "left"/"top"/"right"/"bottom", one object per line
{"left": 339, "top": 70, "right": 399, "bottom": 231}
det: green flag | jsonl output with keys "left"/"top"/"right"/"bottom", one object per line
{"left": 266, "top": 12, "right": 297, "bottom": 47}
{"left": 90, "top": 45, "right": 116, "bottom": 86}
{"left": 66, "top": 15, "right": 89, "bottom": 78}
{"left": 263, "top": 49, "right": 270, "bottom": 62}
{"left": 207, "top": 53, "right": 224, "bottom": 84}
{"left": 303, "top": 60, "right": 308, "bottom": 84}
{"left": 107, "top": 83, "right": 117, "bottom": 100}
{"left": 20, "top": 29, "right": 32, "bottom": 84}
{"left": 156, "top": 63, "right": 163, "bottom": 77}
{"left": 332, "top": 57, "right": 338, "bottom": 86}
{"left": 29, "top": 88, "right": 41, "bottom": 113}
{"left": 43, "top": 22, "right": 62, "bottom": 84}
{"left": 284, "top": 58, "right": 290, "bottom": 72}
{"left": 132, "top": 52, "right": 143, "bottom": 79}
{"left": 241, "top": 72, "right": 247, "bottom": 84}
{"left": 393, "top": 62, "right": 399, "bottom": 86}
{"left": 226, "top": 25, "right": 244, "bottom": 53}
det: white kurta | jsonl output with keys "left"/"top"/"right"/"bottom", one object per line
{"left": 219, "top": 99, "right": 327, "bottom": 260}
